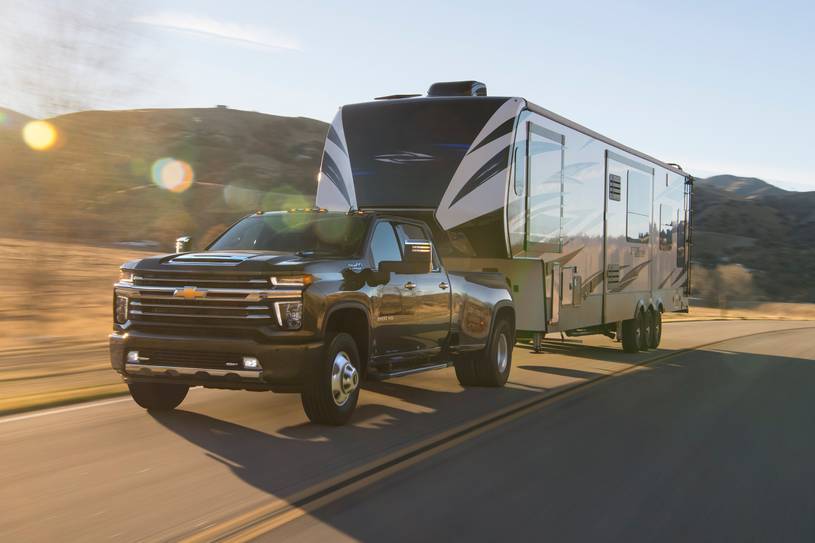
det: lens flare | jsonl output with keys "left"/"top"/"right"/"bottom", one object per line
{"left": 151, "top": 158, "right": 194, "bottom": 193}
{"left": 22, "top": 121, "right": 58, "bottom": 151}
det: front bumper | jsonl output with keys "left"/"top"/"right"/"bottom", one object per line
{"left": 110, "top": 330, "right": 323, "bottom": 392}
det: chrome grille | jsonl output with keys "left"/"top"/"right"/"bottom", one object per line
{"left": 117, "top": 271, "right": 301, "bottom": 327}
{"left": 134, "top": 272, "right": 271, "bottom": 290}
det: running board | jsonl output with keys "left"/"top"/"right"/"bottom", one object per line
{"left": 367, "top": 362, "right": 453, "bottom": 381}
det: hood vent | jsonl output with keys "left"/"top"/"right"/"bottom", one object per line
{"left": 427, "top": 80, "right": 487, "bottom": 97}
{"left": 171, "top": 253, "right": 251, "bottom": 265}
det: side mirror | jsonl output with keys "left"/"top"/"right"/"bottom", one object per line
{"left": 379, "top": 239, "right": 433, "bottom": 275}
{"left": 175, "top": 236, "right": 192, "bottom": 253}
{"left": 403, "top": 239, "right": 433, "bottom": 272}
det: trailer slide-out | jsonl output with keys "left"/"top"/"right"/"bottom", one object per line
{"left": 316, "top": 80, "right": 692, "bottom": 353}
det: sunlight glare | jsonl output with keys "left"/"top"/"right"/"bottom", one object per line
{"left": 22, "top": 120, "right": 58, "bottom": 151}
{"left": 151, "top": 158, "right": 194, "bottom": 193}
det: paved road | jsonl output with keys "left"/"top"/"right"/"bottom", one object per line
{"left": 2, "top": 321, "right": 813, "bottom": 542}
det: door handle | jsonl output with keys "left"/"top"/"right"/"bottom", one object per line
{"left": 438, "top": 282, "right": 449, "bottom": 290}
{"left": 404, "top": 282, "right": 417, "bottom": 290}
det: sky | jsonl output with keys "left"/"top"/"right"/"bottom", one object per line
{"left": 2, "top": 0, "right": 814, "bottom": 190}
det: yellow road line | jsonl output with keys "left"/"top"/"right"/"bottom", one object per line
{"left": 183, "top": 325, "right": 815, "bottom": 542}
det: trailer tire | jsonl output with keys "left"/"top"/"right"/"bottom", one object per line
{"left": 621, "top": 311, "right": 643, "bottom": 353}
{"left": 639, "top": 308, "right": 651, "bottom": 351}
{"left": 648, "top": 308, "right": 662, "bottom": 349}
{"left": 301, "top": 332, "right": 360, "bottom": 426}
{"left": 128, "top": 382, "right": 188, "bottom": 411}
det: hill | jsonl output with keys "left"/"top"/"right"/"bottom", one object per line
{"left": 0, "top": 107, "right": 33, "bottom": 131}
{"left": 701, "top": 174, "right": 788, "bottom": 198}
{"left": 0, "top": 107, "right": 328, "bottom": 247}
{"left": 692, "top": 178, "right": 815, "bottom": 301}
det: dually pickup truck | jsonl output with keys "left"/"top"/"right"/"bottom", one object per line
{"left": 111, "top": 209, "right": 515, "bottom": 424}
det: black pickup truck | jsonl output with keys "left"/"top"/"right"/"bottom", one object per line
{"left": 110, "top": 209, "right": 515, "bottom": 424}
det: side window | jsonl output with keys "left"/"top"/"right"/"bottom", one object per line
{"left": 513, "top": 141, "right": 526, "bottom": 196}
{"left": 370, "top": 222, "right": 401, "bottom": 268}
{"left": 527, "top": 123, "right": 564, "bottom": 253}
{"left": 395, "top": 222, "right": 440, "bottom": 270}
{"left": 626, "top": 169, "right": 652, "bottom": 244}
{"left": 659, "top": 204, "right": 674, "bottom": 251}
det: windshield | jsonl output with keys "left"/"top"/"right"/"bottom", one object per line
{"left": 341, "top": 98, "right": 508, "bottom": 207}
{"left": 208, "top": 213, "right": 371, "bottom": 256}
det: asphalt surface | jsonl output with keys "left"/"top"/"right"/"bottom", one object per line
{"left": 2, "top": 320, "right": 814, "bottom": 542}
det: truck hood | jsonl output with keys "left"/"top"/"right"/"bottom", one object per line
{"left": 127, "top": 250, "right": 355, "bottom": 273}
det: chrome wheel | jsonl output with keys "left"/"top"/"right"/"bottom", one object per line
{"left": 330, "top": 351, "right": 358, "bottom": 406}
{"left": 496, "top": 332, "right": 509, "bottom": 373}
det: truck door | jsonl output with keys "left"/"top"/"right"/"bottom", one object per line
{"left": 393, "top": 221, "right": 451, "bottom": 357}
{"left": 368, "top": 221, "right": 410, "bottom": 358}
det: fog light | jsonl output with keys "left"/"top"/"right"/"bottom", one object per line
{"left": 274, "top": 301, "right": 303, "bottom": 330}
{"left": 115, "top": 295, "right": 129, "bottom": 324}
{"left": 243, "top": 356, "right": 260, "bottom": 369}
{"left": 127, "top": 350, "right": 140, "bottom": 364}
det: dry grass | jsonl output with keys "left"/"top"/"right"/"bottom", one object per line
{"left": 665, "top": 303, "right": 815, "bottom": 321}
{"left": 0, "top": 237, "right": 151, "bottom": 353}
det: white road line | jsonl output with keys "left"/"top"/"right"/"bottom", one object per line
{"left": 0, "top": 386, "right": 205, "bottom": 425}
{"left": 0, "top": 397, "right": 132, "bottom": 425}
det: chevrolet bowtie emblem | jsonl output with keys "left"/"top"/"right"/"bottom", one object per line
{"left": 173, "top": 286, "right": 207, "bottom": 300}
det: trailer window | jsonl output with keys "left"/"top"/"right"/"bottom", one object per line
{"left": 513, "top": 142, "right": 526, "bottom": 196}
{"left": 659, "top": 204, "right": 674, "bottom": 250}
{"left": 526, "top": 124, "right": 564, "bottom": 253}
{"left": 626, "top": 170, "right": 651, "bottom": 244}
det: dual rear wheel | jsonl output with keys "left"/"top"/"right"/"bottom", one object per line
{"left": 621, "top": 307, "right": 662, "bottom": 353}
{"left": 454, "top": 317, "right": 514, "bottom": 387}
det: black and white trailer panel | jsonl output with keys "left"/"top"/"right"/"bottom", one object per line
{"left": 316, "top": 86, "right": 691, "bottom": 344}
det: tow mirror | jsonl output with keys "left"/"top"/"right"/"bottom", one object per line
{"left": 175, "top": 235, "right": 192, "bottom": 253}
{"left": 379, "top": 239, "right": 433, "bottom": 275}
{"left": 404, "top": 239, "right": 433, "bottom": 272}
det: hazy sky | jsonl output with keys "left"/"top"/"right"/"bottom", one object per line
{"left": 2, "top": 0, "right": 813, "bottom": 189}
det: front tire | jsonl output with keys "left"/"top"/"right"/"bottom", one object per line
{"left": 301, "top": 332, "right": 361, "bottom": 425}
{"left": 128, "top": 382, "right": 189, "bottom": 411}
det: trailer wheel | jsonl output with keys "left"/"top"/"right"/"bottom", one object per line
{"left": 639, "top": 308, "right": 651, "bottom": 351}
{"left": 621, "top": 311, "right": 643, "bottom": 353}
{"left": 128, "top": 382, "right": 188, "bottom": 411}
{"left": 301, "top": 332, "right": 360, "bottom": 426}
{"left": 648, "top": 308, "right": 662, "bottom": 349}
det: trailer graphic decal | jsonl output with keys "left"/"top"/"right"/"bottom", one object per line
{"left": 316, "top": 109, "right": 357, "bottom": 210}
{"left": 610, "top": 260, "right": 652, "bottom": 292}
{"left": 436, "top": 98, "right": 522, "bottom": 230}
{"left": 449, "top": 146, "right": 511, "bottom": 206}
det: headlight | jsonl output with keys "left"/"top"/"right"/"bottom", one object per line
{"left": 271, "top": 274, "right": 313, "bottom": 287}
{"left": 119, "top": 270, "right": 134, "bottom": 284}
{"left": 274, "top": 301, "right": 303, "bottom": 330}
{"left": 114, "top": 295, "right": 129, "bottom": 324}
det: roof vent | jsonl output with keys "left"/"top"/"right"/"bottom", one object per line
{"left": 427, "top": 80, "right": 487, "bottom": 97}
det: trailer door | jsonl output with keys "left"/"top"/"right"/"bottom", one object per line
{"left": 603, "top": 151, "right": 654, "bottom": 324}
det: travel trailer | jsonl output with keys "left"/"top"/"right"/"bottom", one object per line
{"left": 316, "top": 81, "right": 692, "bottom": 353}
